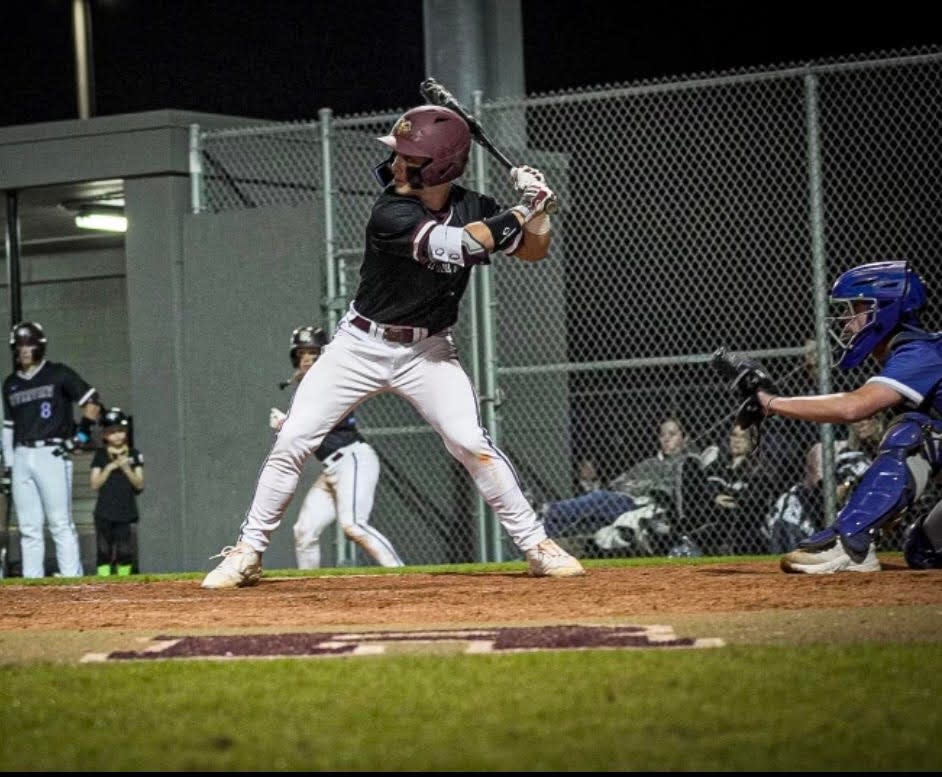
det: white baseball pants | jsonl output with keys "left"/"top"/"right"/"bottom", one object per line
{"left": 12, "top": 446, "right": 83, "bottom": 578}
{"left": 240, "top": 312, "right": 547, "bottom": 555}
{"left": 293, "top": 440, "right": 403, "bottom": 568}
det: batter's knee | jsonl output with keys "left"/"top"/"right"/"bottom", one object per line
{"left": 342, "top": 522, "right": 370, "bottom": 544}
{"left": 441, "top": 427, "right": 490, "bottom": 465}
{"left": 293, "top": 521, "right": 321, "bottom": 550}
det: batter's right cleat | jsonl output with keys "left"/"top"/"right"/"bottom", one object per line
{"left": 201, "top": 542, "right": 263, "bottom": 589}
{"left": 526, "top": 538, "right": 586, "bottom": 578}
{"left": 780, "top": 539, "right": 880, "bottom": 575}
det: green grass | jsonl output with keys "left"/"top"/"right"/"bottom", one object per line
{"left": 0, "top": 554, "right": 932, "bottom": 771}
{"left": 1, "top": 644, "right": 938, "bottom": 771}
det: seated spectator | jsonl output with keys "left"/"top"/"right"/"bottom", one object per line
{"left": 764, "top": 414, "right": 886, "bottom": 553}
{"left": 574, "top": 457, "right": 602, "bottom": 494}
{"left": 596, "top": 422, "right": 776, "bottom": 557}
{"left": 541, "top": 416, "right": 703, "bottom": 542}
{"left": 682, "top": 422, "right": 777, "bottom": 555}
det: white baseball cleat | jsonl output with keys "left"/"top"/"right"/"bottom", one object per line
{"left": 526, "top": 538, "right": 586, "bottom": 578}
{"left": 201, "top": 542, "right": 263, "bottom": 589}
{"left": 780, "top": 539, "right": 880, "bottom": 574}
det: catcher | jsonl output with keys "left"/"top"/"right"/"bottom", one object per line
{"left": 714, "top": 260, "right": 942, "bottom": 573}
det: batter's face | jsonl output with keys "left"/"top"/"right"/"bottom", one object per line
{"left": 390, "top": 152, "right": 428, "bottom": 192}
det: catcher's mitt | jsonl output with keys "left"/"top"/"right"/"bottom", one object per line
{"left": 711, "top": 347, "right": 780, "bottom": 430}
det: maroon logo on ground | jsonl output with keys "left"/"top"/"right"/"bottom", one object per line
{"left": 83, "top": 624, "right": 723, "bottom": 662}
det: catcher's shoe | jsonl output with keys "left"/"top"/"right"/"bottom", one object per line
{"left": 201, "top": 542, "right": 263, "bottom": 589}
{"left": 526, "top": 538, "right": 586, "bottom": 577}
{"left": 780, "top": 539, "right": 880, "bottom": 574}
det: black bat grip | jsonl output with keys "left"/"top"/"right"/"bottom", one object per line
{"left": 278, "top": 380, "right": 291, "bottom": 390}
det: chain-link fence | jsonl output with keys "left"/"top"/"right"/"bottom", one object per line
{"left": 192, "top": 47, "right": 942, "bottom": 565}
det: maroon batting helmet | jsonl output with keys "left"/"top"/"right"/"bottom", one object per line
{"left": 377, "top": 105, "right": 471, "bottom": 187}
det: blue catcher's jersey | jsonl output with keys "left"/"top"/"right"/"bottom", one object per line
{"left": 868, "top": 332, "right": 942, "bottom": 416}
{"left": 2, "top": 361, "right": 95, "bottom": 444}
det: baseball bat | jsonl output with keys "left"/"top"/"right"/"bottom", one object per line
{"left": 419, "top": 77, "right": 558, "bottom": 214}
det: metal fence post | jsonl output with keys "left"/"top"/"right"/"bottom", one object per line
{"left": 320, "top": 107, "right": 355, "bottom": 566}
{"left": 473, "top": 89, "right": 504, "bottom": 562}
{"left": 805, "top": 70, "right": 838, "bottom": 526}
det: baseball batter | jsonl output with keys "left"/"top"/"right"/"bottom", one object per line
{"left": 2, "top": 321, "right": 103, "bottom": 578}
{"left": 271, "top": 325, "right": 403, "bottom": 568}
{"left": 203, "top": 104, "right": 585, "bottom": 587}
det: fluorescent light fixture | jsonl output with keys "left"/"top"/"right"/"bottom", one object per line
{"left": 75, "top": 205, "right": 127, "bottom": 233}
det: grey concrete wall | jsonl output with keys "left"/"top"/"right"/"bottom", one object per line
{"left": 0, "top": 110, "right": 262, "bottom": 189}
{"left": 125, "top": 173, "right": 323, "bottom": 573}
{"left": 180, "top": 202, "right": 323, "bottom": 573}
{"left": 123, "top": 175, "right": 190, "bottom": 572}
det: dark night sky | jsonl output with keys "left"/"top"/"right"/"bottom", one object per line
{"left": 0, "top": 0, "right": 937, "bottom": 128}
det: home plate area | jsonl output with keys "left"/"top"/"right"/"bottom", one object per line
{"left": 82, "top": 623, "right": 724, "bottom": 662}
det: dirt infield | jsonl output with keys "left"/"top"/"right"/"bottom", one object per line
{"left": 2, "top": 557, "right": 940, "bottom": 635}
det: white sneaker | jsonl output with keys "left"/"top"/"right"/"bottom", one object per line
{"left": 525, "top": 538, "right": 586, "bottom": 578}
{"left": 201, "top": 542, "right": 263, "bottom": 589}
{"left": 780, "top": 539, "right": 880, "bottom": 574}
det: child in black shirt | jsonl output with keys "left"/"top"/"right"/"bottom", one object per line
{"left": 90, "top": 408, "right": 144, "bottom": 575}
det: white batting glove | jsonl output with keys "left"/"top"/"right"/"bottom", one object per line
{"left": 269, "top": 407, "right": 287, "bottom": 431}
{"left": 513, "top": 182, "right": 556, "bottom": 222}
{"left": 510, "top": 165, "right": 546, "bottom": 193}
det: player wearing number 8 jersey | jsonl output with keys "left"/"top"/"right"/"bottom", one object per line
{"left": 2, "top": 321, "right": 103, "bottom": 577}
{"left": 202, "top": 104, "right": 583, "bottom": 588}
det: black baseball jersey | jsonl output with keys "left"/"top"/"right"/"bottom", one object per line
{"left": 315, "top": 411, "right": 365, "bottom": 461}
{"left": 91, "top": 446, "right": 143, "bottom": 523}
{"left": 2, "top": 361, "right": 95, "bottom": 444}
{"left": 353, "top": 184, "right": 502, "bottom": 331}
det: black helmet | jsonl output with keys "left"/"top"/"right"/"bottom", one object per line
{"left": 290, "top": 326, "right": 328, "bottom": 367}
{"left": 101, "top": 407, "right": 130, "bottom": 432}
{"left": 10, "top": 321, "right": 47, "bottom": 363}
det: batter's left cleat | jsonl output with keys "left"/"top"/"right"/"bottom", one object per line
{"left": 526, "top": 538, "right": 586, "bottom": 577}
{"left": 201, "top": 542, "right": 263, "bottom": 589}
{"left": 780, "top": 539, "right": 880, "bottom": 574}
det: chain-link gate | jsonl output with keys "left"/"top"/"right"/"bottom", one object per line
{"left": 192, "top": 47, "right": 942, "bottom": 565}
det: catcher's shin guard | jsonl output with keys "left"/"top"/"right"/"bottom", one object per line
{"left": 800, "top": 413, "right": 941, "bottom": 561}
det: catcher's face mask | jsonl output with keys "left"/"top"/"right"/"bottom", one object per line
{"left": 828, "top": 298, "right": 876, "bottom": 368}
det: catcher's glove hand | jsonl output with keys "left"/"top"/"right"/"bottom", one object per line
{"left": 711, "top": 347, "right": 780, "bottom": 430}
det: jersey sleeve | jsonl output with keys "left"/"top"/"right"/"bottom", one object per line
{"left": 60, "top": 365, "right": 95, "bottom": 405}
{"left": 2, "top": 377, "right": 12, "bottom": 420}
{"left": 367, "top": 196, "right": 428, "bottom": 260}
{"left": 868, "top": 341, "right": 942, "bottom": 405}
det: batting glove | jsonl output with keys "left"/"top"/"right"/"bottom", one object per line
{"left": 52, "top": 437, "right": 78, "bottom": 458}
{"left": 270, "top": 408, "right": 287, "bottom": 431}
{"left": 1, "top": 467, "right": 11, "bottom": 497}
{"left": 513, "top": 183, "right": 556, "bottom": 222}
{"left": 510, "top": 165, "right": 546, "bottom": 193}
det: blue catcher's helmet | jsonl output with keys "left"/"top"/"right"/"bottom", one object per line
{"left": 828, "top": 261, "right": 926, "bottom": 369}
